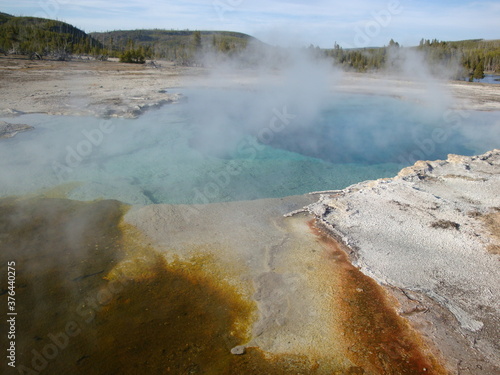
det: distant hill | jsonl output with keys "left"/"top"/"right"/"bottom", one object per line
{"left": 0, "top": 12, "right": 262, "bottom": 64}
{"left": 0, "top": 13, "right": 103, "bottom": 58}
{"left": 0, "top": 12, "right": 13, "bottom": 24}
{"left": 90, "top": 29, "right": 259, "bottom": 60}
{"left": 0, "top": 11, "right": 498, "bottom": 77}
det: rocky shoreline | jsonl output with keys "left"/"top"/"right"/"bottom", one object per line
{"left": 298, "top": 149, "right": 500, "bottom": 374}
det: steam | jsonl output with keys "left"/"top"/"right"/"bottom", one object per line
{"left": 186, "top": 43, "right": 461, "bottom": 166}
{"left": 188, "top": 43, "right": 340, "bottom": 158}
{"left": 0, "top": 41, "right": 498, "bottom": 206}
{"left": 382, "top": 46, "right": 456, "bottom": 112}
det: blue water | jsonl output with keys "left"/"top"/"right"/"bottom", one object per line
{"left": 0, "top": 90, "right": 499, "bottom": 205}
{"left": 474, "top": 74, "right": 500, "bottom": 84}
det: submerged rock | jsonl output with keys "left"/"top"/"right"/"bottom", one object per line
{"left": 0, "top": 121, "right": 34, "bottom": 139}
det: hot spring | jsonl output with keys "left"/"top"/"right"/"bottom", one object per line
{"left": 0, "top": 88, "right": 498, "bottom": 205}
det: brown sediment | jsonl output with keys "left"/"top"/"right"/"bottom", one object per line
{"left": 81, "top": 251, "right": 335, "bottom": 374}
{"left": 0, "top": 197, "right": 126, "bottom": 374}
{"left": 96, "top": 221, "right": 346, "bottom": 374}
{"left": 0, "top": 195, "right": 456, "bottom": 373}
{"left": 308, "top": 220, "right": 449, "bottom": 375}
{"left": 0, "top": 196, "right": 352, "bottom": 374}
{"left": 480, "top": 210, "right": 500, "bottom": 254}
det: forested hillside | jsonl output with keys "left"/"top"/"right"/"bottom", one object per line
{"left": 0, "top": 13, "right": 104, "bottom": 59}
{"left": 324, "top": 39, "right": 500, "bottom": 79}
{"left": 91, "top": 29, "right": 255, "bottom": 61}
{"left": 0, "top": 11, "right": 498, "bottom": 80}
{"left": 90, "top": 29, "right": 256, "bottom": 65}
{"left": 418, "top": 39, "right": 500, "bottom": 78}
{"left": 0, "top": 13, "right": 256, "bottom": 64}
{"left": 0, "top": 11, "right": 12, "bottom": 24}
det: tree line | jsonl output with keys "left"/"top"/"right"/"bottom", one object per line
{"left": 92, "top": 29, "right": 251, "bottom": 65}
{"left": 323, "top": 38, "right": 500, "bottom": 80}
{"left": 1, "top": 12, "right": 499, "bottom": 80}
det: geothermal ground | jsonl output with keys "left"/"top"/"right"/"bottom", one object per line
{"left": 1, "top": 56, "right": 500, "bottom": 118}
{"left": 302, "top": 149, "right": 500, "bottom": 374}
{"left": 0, "top": 56, "right": 499, "bottom": 374}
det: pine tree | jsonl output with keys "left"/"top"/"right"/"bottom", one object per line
{"left": 389, "top": 39, "right": 400, "bottom": 48}
{"left": 472, "top": 59, "right": 485, "bottom": 80}
{"left": 192, "top": 31, "right": 202, "bottom": 50}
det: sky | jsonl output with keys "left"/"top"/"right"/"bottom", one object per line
{"left": 1, "top": 0, "right": 499, "bottom": 48}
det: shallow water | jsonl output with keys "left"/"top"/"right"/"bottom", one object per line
{"left": 474, "top": 74, "right": 500, "bottom": 84}
{"left": 0, "top": 197, "right": 447, "bottom": 374}
{"left": 0, "top": 89, "right": 499, "bottom": 205}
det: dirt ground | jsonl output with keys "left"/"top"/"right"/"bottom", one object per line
{"left": 1, "top": 56, "right": 499, "bottom": 118}
{"left": 0, "top": 56, "right": 198, "bottom": 118}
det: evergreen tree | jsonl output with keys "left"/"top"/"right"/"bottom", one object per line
{"left": 192, "top": 31, "right": 202, "bottom": 50}
{"left": 119, "top": 39, "right": 145, "bottom": 64}
{"left": 472, "top": 59, "right": 485, "bottom": 80}
{"left": 389, "top": 39, "right": 400, "bottom": 48}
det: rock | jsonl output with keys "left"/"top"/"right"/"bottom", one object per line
{"left": 230, "top": 345, "right": 246, "bottom": 355}
{"left": 305, "top": 149, "right": 500, "bottom": 373}
{"left": 0, "top": 108, "right": 24, "bottom": 117}
{"left": 0, "top": 121, "right": 34, "bottom": 139}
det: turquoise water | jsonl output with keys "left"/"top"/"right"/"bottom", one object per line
{"left": 0, "top": 89, "right": 499, "bottom": 205}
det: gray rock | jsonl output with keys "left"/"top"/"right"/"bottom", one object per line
{"left": 0, "top": 121, "right": 34, "bottom": 139}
